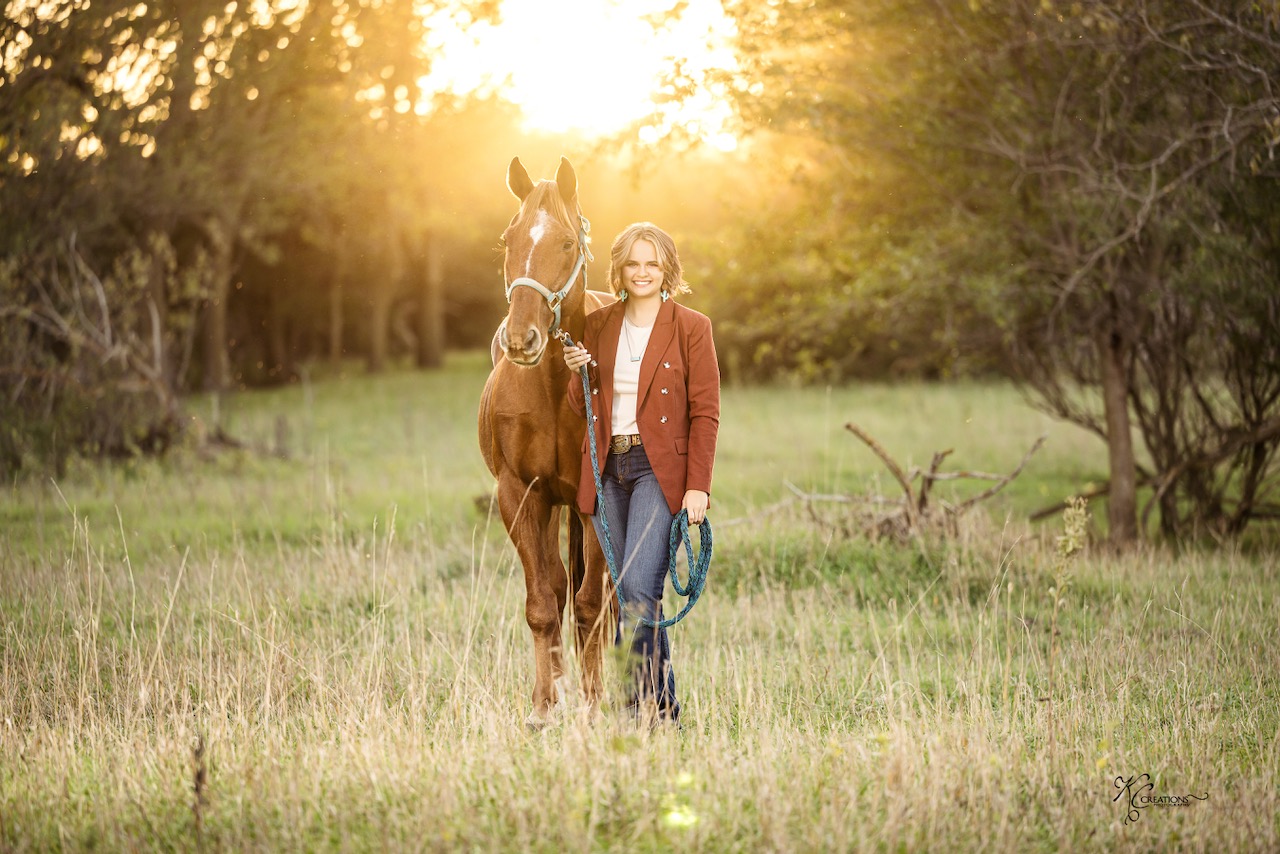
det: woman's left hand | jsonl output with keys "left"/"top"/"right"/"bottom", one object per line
{"left": 682, "top": 490, "right": 709, "bottom": 525}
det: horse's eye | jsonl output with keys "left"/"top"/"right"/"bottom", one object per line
{"left": 562, "top": 240, "right": 574, "bottom": 251}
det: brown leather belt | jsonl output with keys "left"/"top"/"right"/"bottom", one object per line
{"left": 609, "top": 433, "right": 642, "bottom": 454}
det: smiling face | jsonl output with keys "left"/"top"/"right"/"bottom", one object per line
{"left": 621, "top": 239, "right": 665, "bottom": 302}
{"left": 607, "top": 223, "right": 687, "bottom": 301}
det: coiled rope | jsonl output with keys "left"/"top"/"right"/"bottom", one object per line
{"left": 559, "top": 332, "right": 712, "bottom": 628}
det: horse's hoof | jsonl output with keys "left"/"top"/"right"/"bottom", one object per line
{"left": 524, "top": 706, "right": 560, "bottom": 737}
{"left": 554, "top": 674, "right": 575, "bottom": 711}
{"left": 525, "top": 676, "right": 577, "bottom": 730}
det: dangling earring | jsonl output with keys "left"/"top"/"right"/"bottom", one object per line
{"left": 619, "top": 290, "right": 629, "bottom": 302}
{"left": 660, "top": 289, "right": 670, "bottom": 303}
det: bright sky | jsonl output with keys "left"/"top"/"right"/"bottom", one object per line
{"left": 417, "top": 0, "right": 740, "bottom": 150}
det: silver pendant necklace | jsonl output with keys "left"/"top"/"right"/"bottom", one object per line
{"left": 623, "top": 318, "right": 642, "bottom": 362}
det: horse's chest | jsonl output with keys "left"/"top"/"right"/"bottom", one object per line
{"left": 493, "top": 411, "right": 574, "bottom": 479}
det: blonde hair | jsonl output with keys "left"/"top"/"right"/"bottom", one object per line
{"left": 607, "top": 222, "right": 691, "bottom": 298}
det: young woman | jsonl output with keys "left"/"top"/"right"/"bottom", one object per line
{"left": 563, "top": 222, "right": 720, "bottom": 724}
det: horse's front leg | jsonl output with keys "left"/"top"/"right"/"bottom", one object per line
{"left": 497, "top": 478, "right": 562, "bottom": 727}
{"left": 574, "top": 512, "right": 611, "bottom": 711}
{"left": 544, "top": 505, "right": 570, "bottom": 693}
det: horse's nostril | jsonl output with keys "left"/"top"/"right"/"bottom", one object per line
{"left": 524, "top": 329, "right": 540, "bottom": 352}
{"left": 498, "top": 324, "right": 510, "bottom": 350}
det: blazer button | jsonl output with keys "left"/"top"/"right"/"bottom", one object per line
{"left": 660, "top": 416, "right": 667, "bottom": 423}
{"left": 663, "top": 361, "right": 670, "bottom": 369}
{"left": 591, "top": 360, "right": 598, "bottom": 367}
{"left": 661, "top": 387, "right": 668, "bottom": 394}
{"left": 591, "top": 388, "right": 598, "bottom": 395}
{"left": 593, "top": 415, "right": 598, "bottom": 422}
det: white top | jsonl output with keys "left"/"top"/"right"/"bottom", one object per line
{"left": 611, "top": 318, "right": 653, "bottom": 436}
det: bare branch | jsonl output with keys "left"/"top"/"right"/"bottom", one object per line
{"left": 1147, "top": 415, "right": 1280, "bottom": 520}
{"left": 954, "top": 435, "right": 1048, "bottom": 514}
{"left": 801, "top": 425, "right": 1051, "bottom": 543}
{"left": 916, "top": 448, "right": 953, "bottom": 514}
{"left": 844, "top": 422, "right": 917, "bottom": 507}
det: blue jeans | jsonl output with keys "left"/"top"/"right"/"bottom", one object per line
{"left": 591, "top": 445, "right": 679, "bottom": 720}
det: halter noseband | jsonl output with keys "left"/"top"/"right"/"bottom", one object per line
{"left": 504, "top": 215, "right": 592, "bottom": 339}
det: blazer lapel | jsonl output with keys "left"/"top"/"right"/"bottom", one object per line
{"left": 637, "top": 299, "right": 676, "bottom": 413}
{"left": 596, "top": 303, "right": 624, "bottom": 431}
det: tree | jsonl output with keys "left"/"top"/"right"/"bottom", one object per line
{"left": 684, "top": 0, "right": 1014, "bottom": 383}
{"left": 708, "top": 0, "right": 1280, "bottom": 540}
{"left": 960, "top": 0, "right": 1280, "bottom": 540}
{"left": 0, "top": 0, "right": 517, "bottom": 472}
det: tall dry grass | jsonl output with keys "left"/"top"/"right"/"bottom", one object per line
{"left": 1, "top": 364, "right": 1276, "bottom": 850}
{"left": 2, "top": 492, "right": 1276, "bottom": 851}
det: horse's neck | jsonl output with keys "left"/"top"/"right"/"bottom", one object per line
{"left": 537, "top": 302, "right": 586, "bottom": 408}
{"left": 505, "top": 349, "right": 572, "bottom": 409}
{"left": 559, "top": 286, "right": 590, "bottom": 345}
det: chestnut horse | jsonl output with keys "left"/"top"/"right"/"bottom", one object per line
{"left": 478, "top": 157, "right": 615, "bottom": 727}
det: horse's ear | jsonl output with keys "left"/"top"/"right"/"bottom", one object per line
{"left": 508, "top": 157, "right": 535, "bottom": 201}
{"left": 555, "top": 156, "right": 577, "bottom": 205}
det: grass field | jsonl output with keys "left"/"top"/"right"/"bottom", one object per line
{"left": 2, "top": 353, "right": 1277, "bottom": 851}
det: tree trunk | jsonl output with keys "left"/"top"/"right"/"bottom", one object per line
{"left": 416, "top": 230, "right": 445, "bottom": 369}
{"left": 148, "top": 247, "right": 172, "bottom": 387}
{"left": 367, "top": 224, "right": 404, "bottom": 374}
{"left": 1101, "top": 324, "right": 1138, "bottom": 544}
{"left": 201, "top": 279, "right": 230, "bottom": 391}
{"left": 267, "top": 285, "right": 290, "bottom": 382}
{"left": 368, "top": 290, "right": 391, "bottom": 373}
{"left": 200, "top": 219, "right": 235, "bottom": 391}
{"left": 200, "top": 283, "right": 226, "bottom": 390}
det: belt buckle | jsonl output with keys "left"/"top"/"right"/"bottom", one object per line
{"left": 610, "top": 434, "right": 634, "bottom": 454}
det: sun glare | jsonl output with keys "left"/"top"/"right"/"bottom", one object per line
{"left": 418, "top": 0, "right": 739, "bottom": 150}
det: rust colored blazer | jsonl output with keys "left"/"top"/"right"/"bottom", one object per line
{"left": 567, "top": 298, "right": 721, "bottom": 516}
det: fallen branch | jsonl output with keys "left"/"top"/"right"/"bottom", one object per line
{"left": 845, "top": 422, "right": 920, "bottom": 530}
{"left": 817, "top": 423, "right": 1051, "bottom": 542}
{"left": 916, "top": 448, "right": 953, "bottom": 515}
{"left": 954, "top": 435, "right": 1047, "bottom": 513}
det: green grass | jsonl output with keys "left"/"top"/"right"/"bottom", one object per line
{"left": 2, "top": 351, "right": 1102, "bottom": 563}
{"left": 1, "top": 354, "right": 1276, "bottom": 851}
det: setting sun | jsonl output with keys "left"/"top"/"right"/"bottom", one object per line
{"left": 417, "top": 0, "right": 739, "bottom": 149}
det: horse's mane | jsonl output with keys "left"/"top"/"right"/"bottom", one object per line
{"left": 518, "top": 181, "right": 581, "bottom": 237}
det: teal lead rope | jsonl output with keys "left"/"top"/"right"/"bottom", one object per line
{"left": 558, "top": 331, "right": 712, "bottom": 628}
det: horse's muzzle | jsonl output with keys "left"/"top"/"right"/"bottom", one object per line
{"left": 500, "top": 323, "right": 545, "bottom": 366}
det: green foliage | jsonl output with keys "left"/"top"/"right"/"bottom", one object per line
{"left": 691, "top": 193, "right": 1016, "bottom": 384}
{"left": 0, "top": 1, "right": 532, "bottom": 394}
{"left": 684, "top": 0, "right": 1024, "bottom": 384}
{"left": 704, "top": 0, "right": 1280, "bottom": 538}
{"left": 5, "top": 0, "right": 1278, "bottom": 537}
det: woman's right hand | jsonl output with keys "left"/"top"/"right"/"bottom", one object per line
{"left": 563, "top": 344, "right": 593, "bottom": 371}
